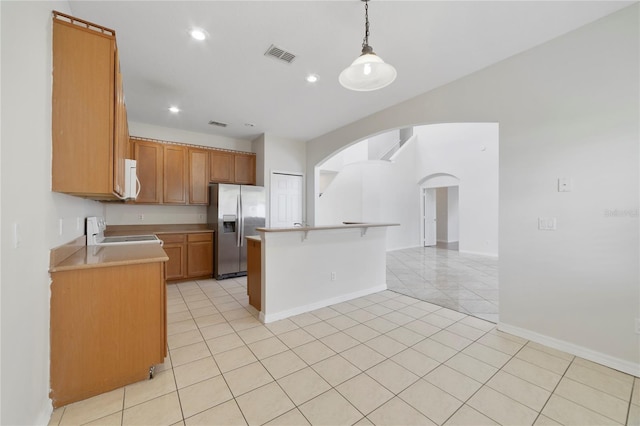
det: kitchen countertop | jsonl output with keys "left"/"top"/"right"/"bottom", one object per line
{"left": 105, "top": 224, "right": 214, "bottom": 236}
{"left": 245, "top": 235, "right": 261, "bottom": 242}
{"left": 255, "top": 222, "right": 399, "bottom": 233}
{"left": 50, "top": 242, "right": 168, "bottom": 272}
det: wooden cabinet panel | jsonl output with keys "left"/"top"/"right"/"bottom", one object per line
{"left": 189, "top": 149, "right": 209, "bottom": 205}
{"left": 187, "top": 236, "right": 213, "bottom": 278}
{"left": 133, "top": 140, "right": 163, "bottom": 204}
{"left": 52, "top": 13, "right": 121, "bottom": 199}
{"left": 50, "top": 262, "right": 166, "bottom": 407}
{"left": 113, "top": 47, "right": 129, "bottom": 198}
{"left": 234, "top": 153, "right": 256, "bottom": 185}
{"left": 160, "top": 233, "right": 213, "bottom": 281}
{"left": 247, "top": 238, "right": 261, "bottom": 310}
{"left": 210, "top": 151, "right": 235, "bottom": 183}
{"left": 159, "top": 234, "right": 186, "bottom": 281}
{"left": 163, "top": 145, "right": 187, "bottom": 204}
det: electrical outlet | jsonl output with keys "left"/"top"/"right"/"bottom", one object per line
{"left": 330, "top": 272, "right": 336, "bottom": 281}
{"left": 635, "top": 319, "right": 640, "bottom": 335}
{"left": 59, "top": 218, "right": 64, "bottom": 236}
{"left": 198, "top": 214, "right": 205, "bottom": 221}
{"left": 138, "top": 214, "right": 144, "bottom": 221}
{"left": 538, "top": 217, "right": 557, "bottom": 231}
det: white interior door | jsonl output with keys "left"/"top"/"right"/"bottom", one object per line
{"left": 423, "top": 188, "right": 437, "bottom": 246}
{"left": 271, "top": 173, "right": 303, "bottom": 227}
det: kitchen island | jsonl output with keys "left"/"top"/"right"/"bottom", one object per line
{"left": 49, "top": 237, "right": 169, "bottom": 407}
{"left": 249, "top": 223, "right": 398, "bottom": 323}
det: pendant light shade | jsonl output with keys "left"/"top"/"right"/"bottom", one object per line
{"left": 339, "top": 0, "right": 396, "bottom": 91}
{"left": 339, "top": 52, "right": 397, "bottom": 91}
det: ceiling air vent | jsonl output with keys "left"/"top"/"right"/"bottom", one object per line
{"left": 264, "top": 44, "right": 296, "bottom": 64}
{"left": 208, "top": 120, "right": 228, "bottom": 128}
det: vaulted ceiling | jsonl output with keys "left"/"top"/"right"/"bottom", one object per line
{"left": 69, "top": 1, "right": 633, "bottom": 141}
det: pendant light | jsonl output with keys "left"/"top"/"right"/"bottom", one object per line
{"left": 339, "top": 0, "right": 397, "bottom": 91}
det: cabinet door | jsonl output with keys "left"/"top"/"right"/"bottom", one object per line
{"left": 187, "top": 233, "right": 213, "bottom": 278}
{"left": 52, "top": 15, "right": 116, "bottom": 197}
{"left": 162, "top": 244, "right": 186, "bottom": 281}
{"left": 164, "top": 145, "right": 187, "bottom": 204}
{"left": 234, "top": 153, "right": 256, "bottom": 185}
{"left": 210, "top": 151, "right": 234, "bottom": 183}
{"left": 112, "top": 46, "right": 129, "bottom": 198}
{"left": 247, "top": 239, "right": 261, "bottom": 310}
{"left": 133, "top": 140, "right": 163, "bottom": 204}
{"left": 189, "top": 149, "right": 209, "bottom": 205}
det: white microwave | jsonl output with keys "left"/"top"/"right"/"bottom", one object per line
{"left": 124, "top": 159, "right": 140, "bottom": 200}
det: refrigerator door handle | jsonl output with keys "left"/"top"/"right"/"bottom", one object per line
{"left": 236, "top": 194, "right": 241, "bottom": 247}
{"left": 239, "top": 192, "right": 245, "bottom": 247}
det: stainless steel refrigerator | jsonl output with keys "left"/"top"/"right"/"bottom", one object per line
{"left": 208, "top": 183, "right": 266, "bottom": 279}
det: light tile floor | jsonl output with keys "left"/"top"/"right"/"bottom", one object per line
{"left": 387, "top": 246, "right": 499, "bottom": 323}
{"left": 49, "top": 277, "right": 639, "bottom": 425}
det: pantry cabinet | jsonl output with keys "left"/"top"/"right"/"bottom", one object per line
{"left": 51, "top": 11, "right": 129, "bottom": 200}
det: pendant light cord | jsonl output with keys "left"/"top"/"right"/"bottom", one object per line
{"left": 362, "top": 0, "right": 370, "bottom": 51}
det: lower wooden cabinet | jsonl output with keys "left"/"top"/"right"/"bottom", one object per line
{"left": 187, "top": 233, "right": 214, "bottom": 277}
{"left": 50, "top": 261, "right": 166, "bottom": 407}
{"left": 246, "top": 237, "right": 261, "bottom": 310}
{"left": 159, "top": 232, "right": 213, "bottom": 282}
{"left": 159, "top": 234, "right": 186, "bottom": 280}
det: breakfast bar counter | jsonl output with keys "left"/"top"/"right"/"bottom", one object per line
{"left": 250, "top": 223, "right": 398, "bottom": 323}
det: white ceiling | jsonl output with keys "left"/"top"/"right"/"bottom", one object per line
{"left": 68, "top": 1, "right": 632, "bottom": 142}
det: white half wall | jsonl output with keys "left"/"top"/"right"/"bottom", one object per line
{"left": 260, "top": 226, "right": 389, "bottom": 322}
{"left": 306, "top": 5, "right": 639, "bottom": 374}
{"left": 1, "top": 1, "right": 105, "bottom": 423}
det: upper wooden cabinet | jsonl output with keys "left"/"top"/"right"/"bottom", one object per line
{"left": 133, "top": 137, "right": 256, "bottom": 204}
{"left": 210, "top": 150, "right": 256, "bottom": 185}
{"left": 51, "top": 12, "right": 129, "bottom": 200}
{"left": 133, "top": 140, "right": 163, "bottom": 204}
{"left": 209, "top": 151, "right": 234, "bottom": 183}
{"left": 189, "top": 149, "right": 210, "bottom": 205}
{"left": 234, "top": 153, "right": 256, "bottom": 185}
{"left": 163, "top": 145, "right": 187, "bottom": 204}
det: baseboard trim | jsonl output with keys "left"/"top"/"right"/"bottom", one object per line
{"left": 498, "top": 322, "right": 640, "bottom": 377}
{"left": 262, "top": 284, "right": 388, "bottom": 323}
{"left": 458, "top": 249, "right": 498, "bottom": 258}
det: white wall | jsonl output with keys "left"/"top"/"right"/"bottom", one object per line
{"left": 306, "top": 5, "right": 639, "bottom": 374}
{"left": 448, "top": 186, "right": 459, "bottom": 242}
{"left": 254, "top": 133, "right": 305, "bottom": 226}
{"left": 367, "top": 129, "right": 399, "bottom": 160}
{"left": 416, "top": 123, "right": 499, "bottom": 255}
{"left": 436, "top": 188, "right": 448, "bottom": 242}
{"left": 317, "top": 139, "right": 422, "bottom": 250}
{"left": 129, "top": 121, "right": 252, "bottom": 152}
{"left": 318, "top": 123, "right": 498, "bottom": 255}
{"left": 0, "top": 1, "right": 105, "bottom": 423}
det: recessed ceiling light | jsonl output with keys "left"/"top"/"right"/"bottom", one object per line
{"left": 189, "top": 28, "right": 207, "bottom": 41}
{"left": 306, "top": 74, "right": 319, "bottom": 83}
{"left": 244, "top": 123, "right": 255, "bottom": 127}
{"left": 168, "top": 106, "right": 180, "bottom": 113}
